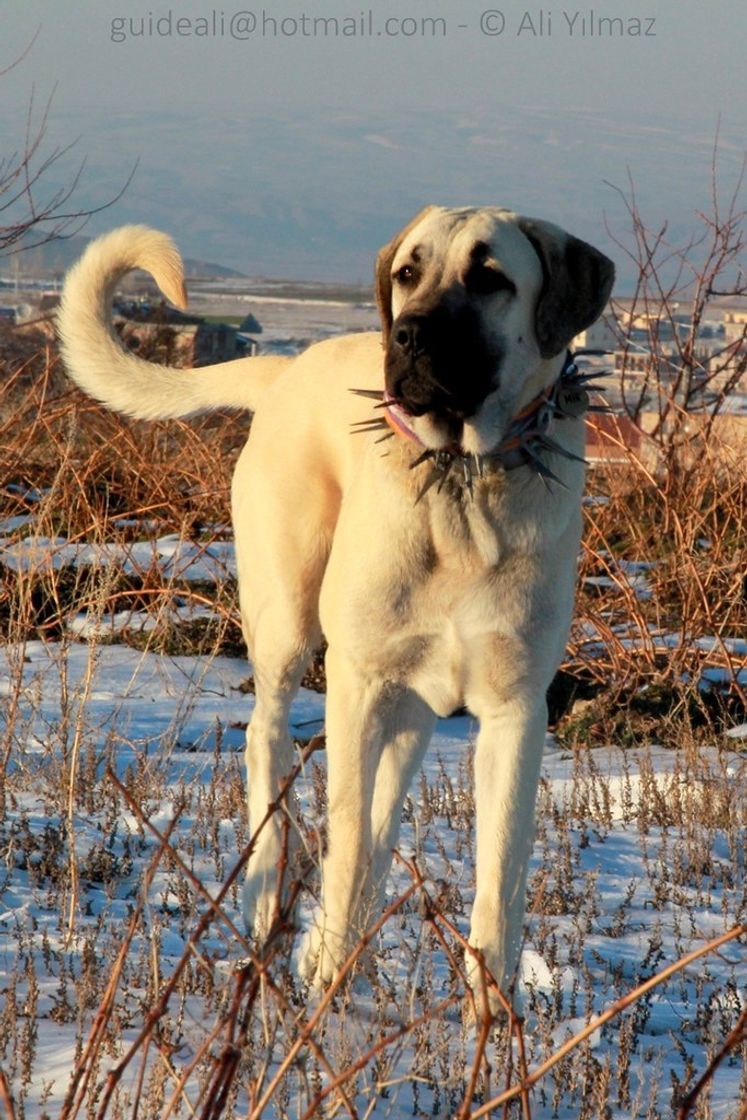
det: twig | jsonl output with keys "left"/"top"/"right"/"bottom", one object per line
{"left": 109, "top": 770, "right": 251, "bottom": 952}
{"left": 94, "top": 735, "right": 325, "bottom": 1119}
{"left": 675, "top": 1005, "right": 747, "bottom": 1119}
{"left": 393, "top": 853, "right": 515, "bottom": 1017}
{"left": 248, "top": 880, "right": 422, "bottom": 1120}
{"left": 468, "top": 925, "right": 746, "bottom": 1117}
{"left": 63, "top": 635, "right": 101, "bottom": 946}
{"left": 298, "top": 993, "right": 461, "bottom": 1120}
{"left": 393, "top": 852, "right": 532, "bottom": 1119}
{"left": 59, "top": 812, "right": 183, "bottom": 1120}
{"left": 0, "top": 1070, "right": 17, "bottom": 1120}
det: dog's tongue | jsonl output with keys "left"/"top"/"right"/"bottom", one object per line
{"left": 383, "top": 399, "right": 423, "bottom": 446}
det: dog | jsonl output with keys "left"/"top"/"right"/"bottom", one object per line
{"left": 58, "top": 207, "right": 614, "bottom": 1012}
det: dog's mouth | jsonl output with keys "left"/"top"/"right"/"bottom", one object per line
{"left": 349, "top": 383, "right": 470, "bottom": 456}
{"left": 382, "top": 397, "right": 420, "bottom": 441}
{"left": 383, "top": 305, "right": 502, "bottom": 445}
{"left": 383, "top": 394, "right": 465, "bottom": 452}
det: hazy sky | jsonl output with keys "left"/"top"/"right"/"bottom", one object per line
{"left": 1, "top": 1, "right": 745, "bottom": 284}
{"left": 4, "top": 0, "right": 745, "bottom": 120}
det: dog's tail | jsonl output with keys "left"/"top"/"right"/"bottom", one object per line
{"left": 57, "top": 226, "right": 291, "bottom": 420}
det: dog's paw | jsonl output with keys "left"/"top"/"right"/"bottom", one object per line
{"left": 298, "top": 917, "right": 353, "bottom": 991}
{"left": 242, "top": 878, "right": 279, "bottom": 944}
{"left": 465, "top": 949, "right": 522, "bottom": 1022}
{"left": 298, "top": 922, "right": 335, "bottom": 988}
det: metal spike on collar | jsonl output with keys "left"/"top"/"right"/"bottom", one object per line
{"left": 462, "top": 456, "right": 474, "bottom": 497}
{"left": 409, "top": 448, "right": 435, "bottom": 471}
{"left": 348, "top": 387, "right": 385, "bottom": 400}
{"left": 436, "top": 457, "right": 454, "bottom": 493}
{"left": 534, "top": 432, "right": 589, "bottom": 466}
{"left": 532, "top": 463, "right": 554, "bottom": 494}
{"left": 349, "top": 418, "right": 390, "bottom": 434}
{"left": 567, "top": 370, "right": 611, "bottom": 387}
{"left": 524, "top": 445, "right": 568, "bottom": 489}
{"left": 487, "top": 350, "right": 609, "bottom": 490}
{"left": 414, "top": 464, "right": 445, "bottom": 505}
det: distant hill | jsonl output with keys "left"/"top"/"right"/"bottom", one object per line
{"left": 2, "top": 104, "right": 743, "bottom": 291}
{"left": 10, "top": 233, "right": 248, "bottom": 281}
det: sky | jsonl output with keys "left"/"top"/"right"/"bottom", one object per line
{"left": 1, "top": 0, "right": 745, "bottom": 285}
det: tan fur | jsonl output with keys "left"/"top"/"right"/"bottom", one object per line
{"left": 58, "top": 209, "right": 613, "bottom": 1015}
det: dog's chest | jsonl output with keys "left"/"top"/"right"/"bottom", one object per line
{"left": 321, "top": 487, "right": 564, "bottom": 717}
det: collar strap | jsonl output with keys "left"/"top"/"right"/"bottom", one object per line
{"left": 494, "top": 350, "right": 590, "bottom": 472}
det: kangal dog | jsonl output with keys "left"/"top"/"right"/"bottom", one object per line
{"left": 58, "top": 206, "right": 614, "bottom": 1012}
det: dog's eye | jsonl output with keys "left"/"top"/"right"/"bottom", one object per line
{"left": 466, "top": 265, "right": 516, "bottom": 297}
{"left": 394, "top": 264, "right": 416, "bottom": 286}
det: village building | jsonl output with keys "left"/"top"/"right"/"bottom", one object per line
{"left": 111, "top": 299, "right": 260, "bottom": 365}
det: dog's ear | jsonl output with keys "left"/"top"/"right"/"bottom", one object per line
{"left": 516, "top": 216, "right": 615, "bottom": 359}
{"left": 375, "top": 206, "right": 437, "bottom": 337}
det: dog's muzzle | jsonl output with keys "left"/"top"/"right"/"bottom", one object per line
{"left": 389, "top": 315, "right": 455, "bottom": 417}
{"left": 385, "top": 306, "right": 501, "bottom": 428}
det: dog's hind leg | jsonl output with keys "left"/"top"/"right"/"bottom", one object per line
{"left": 300, "top": 675, "right": 436, "bottom": 988}
{"left": 241, "top": 629, "right": 318, "bottom": 941}
{"left": 369, "top": 690, "right": 436, "bottom": 898}
{"left": 232, "top": 441, "right": 334, "bottom": 943}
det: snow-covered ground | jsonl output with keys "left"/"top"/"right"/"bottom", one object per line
{"left": 1, "top": 612, "right": 745, "bottom": 1117}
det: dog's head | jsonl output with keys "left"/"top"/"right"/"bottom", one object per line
{"left": 376, "top": 206, "right": 614, "bottom": 456}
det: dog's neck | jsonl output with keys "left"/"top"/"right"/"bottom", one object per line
{"left": 492, "top": 350, "right": 590, "bottom": 472}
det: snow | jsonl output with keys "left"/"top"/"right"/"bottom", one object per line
{"left": 0, "top": 530, "right": 237, "bottom": 583}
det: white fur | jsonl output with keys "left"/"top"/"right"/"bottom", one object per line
{"left": 58, "top": 210, "right": 610, "bottom": 1015}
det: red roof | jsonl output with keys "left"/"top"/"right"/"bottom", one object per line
{"left": 585, "top": 414, "right": 642, "bottom": 463}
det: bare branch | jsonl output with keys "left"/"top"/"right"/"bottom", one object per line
{"left": 469, "top": 925, "right": 746, "bottom": 1118}
{"left": 0, "top": 26, "right": 41, "bottom": 79}
{"left": 0, "top": 73, "right": 137, "bottom": 261}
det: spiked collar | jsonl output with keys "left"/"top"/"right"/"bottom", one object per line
{"left": 350, "top": 351, "right": 608, "bottom": 497}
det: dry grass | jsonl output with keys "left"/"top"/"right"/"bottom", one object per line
{"left": 0, "top": 325, "right": 245, "bottom": 657}
{"left": 3, "top": 330, "right": 744, "bottom": 739}
{"left": 560, "top": 432, "right": 747, "bottom": 748}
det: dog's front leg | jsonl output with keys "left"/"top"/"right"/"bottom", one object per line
{"left": 299, "top": 646, "right": 391, "bottom": 989}
{"left": 468, "top": 695, "right": 547, "bottom": 1016}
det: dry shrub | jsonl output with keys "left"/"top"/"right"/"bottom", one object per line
{"left": 1, "top": 156, "right": 746, "bottom": 1120}
{"left": 2, "top": 314, "right": 745, "bottom": 736}
{"left": 0, "top": 328, "right": 243, "bottom": 535}
{"left": 0, "top": 331, "right": 246, "bottom": 651}
{"left": 562, "top": 434, "right": 747, "bottom": 746}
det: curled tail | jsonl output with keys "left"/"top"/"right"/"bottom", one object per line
{"left": 57, "top": 226, "right": 290, "bottom": 420}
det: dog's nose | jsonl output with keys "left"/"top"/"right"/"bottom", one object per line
{"left": 393, "top": 315, "right": 428, "bottom": 358}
